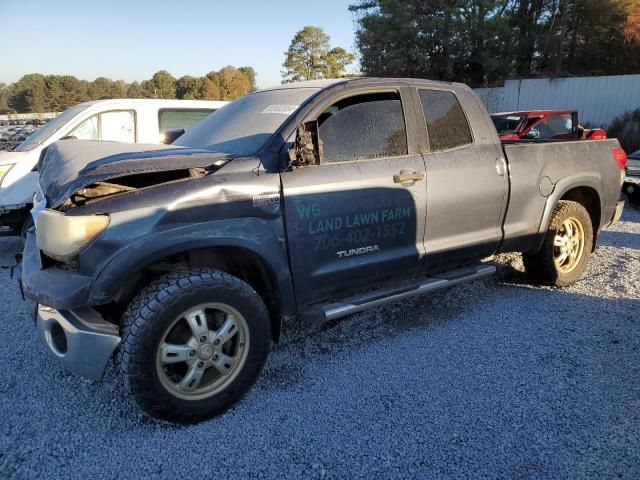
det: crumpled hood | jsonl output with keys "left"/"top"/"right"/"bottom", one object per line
{"left": 39, "top": 140, "right": 232, "bottom": 207}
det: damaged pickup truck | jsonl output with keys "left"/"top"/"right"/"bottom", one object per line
{"left": 20, "top": 78, "right": 626, "bottom": 423}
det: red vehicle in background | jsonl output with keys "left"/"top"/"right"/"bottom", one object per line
{"left": 491, "top": 110, "right": 607, "bottom": 141}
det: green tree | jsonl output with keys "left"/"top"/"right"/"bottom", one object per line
{"left": 350, "top": 0, "right": 640, "bottom": 85}
{"left": 176, "top": 75, "right": 204, "bottom": 99}
{"left": 350, "top": 0, "right": 511, "bottom": 86}
{"left": 0, "top": 83, "right": 12, "bottom": 113}
{"left": 282, "top": 26, "right": 355, "bottom": 83}
{"left": 45, "top": 75, "right": 90, "bottom": 111}
{"left": 239, "top": 66, "right": 258, "bottom": 91}
{"left": 218, "top": 66, "right": 252, "bottom": 100}
{"left": 2, "top": 65, "right": 258, "bottom": 113}
{"left": 88, "top": 77, "right": 115, "bottom": 100}
{"left": 9, "top": 74, "right": 47, "bottom": 112}
{"left": 199, "top": 71, "right": 222, "bottom": 100}
{"left": 539, "top": 0, "right": 640, "bottom": 76}
{"left": 143, "top": 70, "right": 176, "bottom": 99}
{"left": 126, "top": 81, "right": 145, "bottom": 98}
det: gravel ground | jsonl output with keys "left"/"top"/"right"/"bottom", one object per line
{"left": 1, "top": 205, "right": 638, "bottom": 479}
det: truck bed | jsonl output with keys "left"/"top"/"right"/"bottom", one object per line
{"left": 499, "top": 139, "right": 622, "bottom": 253}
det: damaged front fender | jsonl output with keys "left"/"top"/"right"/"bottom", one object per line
{"left": 88, "top": 217, "right": 297, "bottom": 318}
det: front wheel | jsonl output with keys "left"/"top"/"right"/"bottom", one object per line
{"left": 119, "top": 269, "right": 271, "bottom": 423}
{"left": 523, "top": 200, "right": 593, "bottom": 287}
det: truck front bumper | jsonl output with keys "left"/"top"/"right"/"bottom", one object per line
{"left": 20, "top": 231, "right": 121, "bottom": 381}
{"left": 36, "top": 305, "right": 121, "bottom": 381}
{"left": 21, "top": 231, "right": 95, "bottom": 309}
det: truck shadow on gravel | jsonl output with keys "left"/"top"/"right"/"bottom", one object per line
{"left": 597, "top": 230, "right": 640, "bottom": 250}
{"left": 259, "top": 278, "right": 497, "bottom": 391}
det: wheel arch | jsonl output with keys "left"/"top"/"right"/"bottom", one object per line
{"left": 89, "top": 224, "right": 297, "bottom": 342}
{"left": 535, "top": 173, "right": 604, "bottom": 252}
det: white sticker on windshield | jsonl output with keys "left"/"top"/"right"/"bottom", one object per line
{"left": 261, "top": 104, "right": 299, "bottom": 115}
{"left": 507, "top": 116, "right": 521, "bottom": 120}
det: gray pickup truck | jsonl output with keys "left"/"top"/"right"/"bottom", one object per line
{"left": 20, "top": 78, "right": 626, "bottom": 423}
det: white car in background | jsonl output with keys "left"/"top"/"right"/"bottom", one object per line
{"left": 0, "top": 98, "right": 228, "bottom": 235}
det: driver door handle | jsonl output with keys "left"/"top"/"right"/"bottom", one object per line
{"left": 393, "top": 170, "right": 425, "bottom": 185}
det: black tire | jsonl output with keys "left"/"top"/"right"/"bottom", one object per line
{"left": 522, "top": 200, "right": 593, "bottom": 287}
{"left": 118, "top": 269, "right": 271, "bottom": 423}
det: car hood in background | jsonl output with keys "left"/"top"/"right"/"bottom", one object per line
{"left": 39, "top": 140, "right": 233, "bottom": 207}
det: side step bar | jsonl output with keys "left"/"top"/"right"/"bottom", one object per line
{"left": 313, "top": 264, "right": 497, "bottom": 321}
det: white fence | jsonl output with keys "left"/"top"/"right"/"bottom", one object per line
{"left": 0, "top": 112, "right": 59, "bottom": 121}
{"left": 475, "top": 74, "right": 640, "bottom": 127}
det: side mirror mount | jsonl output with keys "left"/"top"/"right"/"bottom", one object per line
{"left": 524, "top": 128, "right": 540, "bottom": 139}
{"left": 161, "top": 128, "right": 186, "bottom": 144}
{"left": 289, "top": 121, "right": 320, "bottom": 167}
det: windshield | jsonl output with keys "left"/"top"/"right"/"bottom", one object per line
{"left": 14, "top": 103, "right": 88, "bottom": 152}
{"left": 174, "top": 88, "right": 320, "bottom": 156}
{"left": 491, "top": 114, "right": 524, "bottom": 135}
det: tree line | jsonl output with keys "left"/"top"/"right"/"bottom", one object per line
{"left": 0, "top": 66, "right": 257, "bottom": 114}
{"left": 350, "top": 0, "right": 640, "bottom": 87}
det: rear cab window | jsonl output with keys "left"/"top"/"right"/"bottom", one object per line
{"left": 534, "top": 113, "right": 575, "bottom": 139}
{"left": 418, "top": 89, "right": 473, "bottom": 151}
{"left": 158, "top": 109, "right": 215, "bottom": 134}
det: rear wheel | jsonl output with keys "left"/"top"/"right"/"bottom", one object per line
{"left": 119, "top": 269, "right": 271, "bottom": 423}
{"left": 523, "top": 200, "right": 593, "bottom": 287}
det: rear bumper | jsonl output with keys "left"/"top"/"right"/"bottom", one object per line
{"left": 36, "top": 305, "right": 120, "bottom": 381}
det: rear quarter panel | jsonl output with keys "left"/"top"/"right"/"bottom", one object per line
{"left": 500, "top": 139, "right": 622, "bottom": 253}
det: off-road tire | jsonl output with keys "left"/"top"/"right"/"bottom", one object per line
{"left": 118, "top": 269, "right": 271, "bottom": 423}
{"left": 522, "top": 200, "right": 593, "bottom": 287}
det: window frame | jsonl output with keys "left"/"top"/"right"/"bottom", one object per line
{"left": 416, "top": 88, "right": 475, "bottom": 153}
{"left": 309, "top": 88, "right": 412, "bottom": 166}
{"left": 530, "top": 112, "right": 576, "bottom": 139}
{"left": 98, "top": 109, "right": 137, "bottom": 143}
{"left": 157, "top": 108, "right": 216, "bottom": 135}
{"left": 69, "top": 114, "right": 100, "bottom": 141}
{"left": 68, "top": 109, "right": 137, "bottom": 143}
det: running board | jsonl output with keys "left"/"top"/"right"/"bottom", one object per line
{"left": 310, "top": 264, "right": 497, "bottom": 321}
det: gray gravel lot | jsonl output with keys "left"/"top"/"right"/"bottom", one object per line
{"left": 1, "top": 206, "right": 639, "bottom": 479}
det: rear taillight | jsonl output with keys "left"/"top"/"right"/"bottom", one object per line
{"left": 612, "top": 147, "right": 627, "bottom": 170}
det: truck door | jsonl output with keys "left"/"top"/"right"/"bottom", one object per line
{"left": 281, "top": 89, "right": 427, "bottom": 307}
{"left": 415, "top": 88, "right": 508, "bottom": 270}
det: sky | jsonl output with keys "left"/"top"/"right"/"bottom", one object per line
{"left": 0, "top": 0, "right": 358, "bottom": 89}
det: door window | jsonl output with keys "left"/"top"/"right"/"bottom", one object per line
{"left": 158, "top": 109, "right": 215, "bottom": 134}
{"left": 101, "top": 110, "right": 135, "bottom": 142}
{"left": 68, "top": 110, "right": 135, "bottom": 142}
{"left": 70, "top": 115, "right": 99, "bottom": 140}
{"left": 419, "top": 90, "right": 473, "bottom": 151}
{"left": 317, "top": 92, "right": 408, "bottom": 163}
